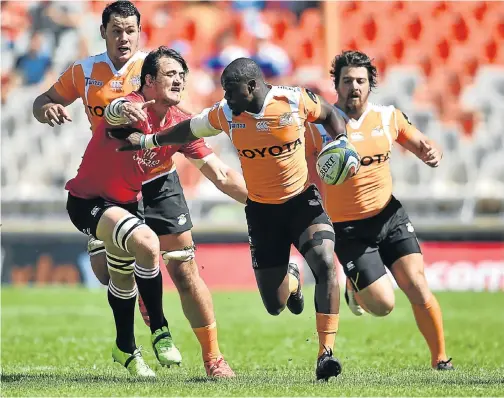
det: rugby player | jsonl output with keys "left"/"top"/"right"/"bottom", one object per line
{"left": 32, "top": 1, "right": 240, "bottom": 377}
{"left": 108, "top": 57, "right": 349, "bottom": 381}
{"left": 105, "top": 46, "right": 247, "bottom": 377}
{"left": 305, "top": 50, "right": 453, "bottom": 370}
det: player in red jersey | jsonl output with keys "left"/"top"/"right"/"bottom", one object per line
{"left": 67, "top": 47, "right": 246, "bottom": 377}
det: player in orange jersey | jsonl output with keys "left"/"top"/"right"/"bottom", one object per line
{"left": 108, "top": 57, "right": 349, "bottom": 381}
{"left": 32, "top": 1, "right": 240, "bottom": 378}
{"left": 306, "top": 50, "right": 453, "bottom": 370}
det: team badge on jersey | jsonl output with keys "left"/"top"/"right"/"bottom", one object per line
{"left": 110, "top": 80, "right": 123, "bottom": 91}
{"left": 279, "top": 112, "right": 294, "bottom": 127}
{"left": 306, "top": 89, "right": 318, "bottom": 104}
{"left": 130, "top": 75, "right": 141, "bottom": 87}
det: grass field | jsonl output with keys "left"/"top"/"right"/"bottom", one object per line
{"left": 2, "top": 287, "right": 503, "bottom": 396}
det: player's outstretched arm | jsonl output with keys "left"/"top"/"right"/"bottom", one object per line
{"left": 314, "top": 97, "right": 347, "bottom": 140}
{"left": 110, "top": 107, "right": 222, "bottom": 151}
{"left": 395, "top": 110, "right": 443, "bottom": 168}
{"left": 198, "top": 155, "right": 248, "bottom": 204}
{"left": 33, "top": 86, "right": 73, "bottom": 127}
{"left": 400, "top": 130, "right": 443, "bottom": 168}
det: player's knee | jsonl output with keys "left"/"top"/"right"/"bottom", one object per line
{"left": 131, "top": 228, "right": 160, "bottom": 265}
{"left": 398, "top": 268, "right": 428, "bottom": 295}
{"left": 167, "top": 259, "right": 197, "bottom": 291}
{"left": 90, "top": 253, "right": 109, "bottom": 286}
{"left": 314, "top": 250, "right": 337, "bottom": 283}
{"left": 264, "top": 302, "right": 286, "bottom": 316}
{"left": 366, "top": 294, "right": 395, "bottom": 317}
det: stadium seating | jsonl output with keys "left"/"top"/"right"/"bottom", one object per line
{"left": 1, "top": 1, "right": 503, "bottom": 225}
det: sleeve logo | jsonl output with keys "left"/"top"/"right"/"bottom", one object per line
{"left": 306, "top": 89, "right": 318, "bottom": 104}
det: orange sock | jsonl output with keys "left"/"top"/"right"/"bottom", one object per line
{"left": 316, "top": 313, "right": 339, "bottom": 357}
{"left": 412, "top": 295, "right": 447, "bottom": 367}
{"left": 192, "top": 322, "right": 221, "bottom": 362}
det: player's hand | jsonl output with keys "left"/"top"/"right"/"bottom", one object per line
{"left": 44, "top": 104, "right": 72, "bottom": 127}
{"left": 419, "top": 139, "right": 442, "bottom": 167}
{"left": 107, "top": 127, "right": 144, "bottom": 151}
{"left": 121, "top": 100, "right": 155, "bottom": 123}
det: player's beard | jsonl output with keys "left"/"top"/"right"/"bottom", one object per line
{"left": 345, "top": 91, "right": 369, "bottom": 116}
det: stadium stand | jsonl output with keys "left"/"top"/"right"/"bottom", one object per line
{"left": 1, "top": 1, "right": 503, "bottom": 226}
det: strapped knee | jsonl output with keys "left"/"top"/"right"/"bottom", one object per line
{"left": 106, "top": 252, "right": 135, "bottom": 275}
{"left": 162, "top": 243, "right": 196, "bottom": 263}
{"left": 108, "top": 280, "right": 137, "bottom": 299}
{"left": 87, "top": 236, "right": 105, "bottom": 256}
{"left": 112, "top": 214, "right": 147, "bottom": 252}
{"left": 299, "top": 231, "right": 335, "bottom": 257}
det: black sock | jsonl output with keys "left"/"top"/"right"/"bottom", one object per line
{"left": 108, "top": 282, "right": 136, "bottom": 354}
{"left": 134, "top": 264, "right": 167, "bottom": 333}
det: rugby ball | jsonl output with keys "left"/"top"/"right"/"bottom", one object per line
{"left": 316, "top": 138, "right": 360, "bottom": 185}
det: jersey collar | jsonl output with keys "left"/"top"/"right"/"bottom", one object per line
{"left": 104, "top": 51, "right": 144, "bottom": 76}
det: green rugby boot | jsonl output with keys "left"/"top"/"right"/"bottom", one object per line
{"left": 112, "top": 344, "right": 155, "bottom": 377}
{"left": 151, "top": 326, "right": 182, "bottom": 367}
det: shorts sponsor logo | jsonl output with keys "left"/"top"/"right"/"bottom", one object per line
{"left": 256, "top": 121, "right": 269, "bottom": 131}
{"left": 308, "top": 199, "right": 319, "bottom": 206}
{"left": 177, "top": 214, "right": 187, "bottom": 226}
{"left": 90, "top": 206, "right": 100, "bottom": 216}
{"left": 346, "top": 261, "right": 355, "bottom": 271}
{"left": 237, "top": 138, "right": 302, "bottom": 159}
{"left": 406, "top": 222, "right": 415, "bottom": 233}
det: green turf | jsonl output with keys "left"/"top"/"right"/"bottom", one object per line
{"left": 1, "top": 287, "right": 503, "bottom": 396}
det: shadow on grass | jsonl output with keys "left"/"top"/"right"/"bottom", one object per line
{"left": 1, "top": 374, "right": 155, "bottom": 384}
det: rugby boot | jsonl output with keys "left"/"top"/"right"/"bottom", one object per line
{"left": 316, "top": 348, "right": 342, "bottom": 381}
{"left": 286, "top": 262, "right": 304, "bottom": 315}
{"left": 112, "top": 344, "right": 155, "bottom": 377}
{"left": 204, "top": 356, "right": 236, "bottom": 378}
{"left": 436, "top": 358, "right": 455, "bottom": 370}
{"left": 344, "top": 278, "right": 365, "bottom": 316}
{"left": 151, "top": 326, "right": 182, "bottom": 367}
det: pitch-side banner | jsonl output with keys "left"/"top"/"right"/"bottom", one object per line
{"left": 1, "top": 237, "right": 503, "bottom": 291}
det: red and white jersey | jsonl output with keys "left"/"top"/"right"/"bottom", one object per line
{"left": 65, "top": 91, "right": 212, "bottom": 203}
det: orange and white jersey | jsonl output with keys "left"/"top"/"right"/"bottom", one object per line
{"left": 53, "top": 51, "right": 147, "bottom": 133}
{"left": 306, "top": 102, "right": 417, "bottom": 222}
{"left": 192, "top": 86, "right": 322, "bottom": 204}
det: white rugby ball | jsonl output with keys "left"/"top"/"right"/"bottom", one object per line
{"left": 316, "top": 138, "right": 360, "bottom": 185}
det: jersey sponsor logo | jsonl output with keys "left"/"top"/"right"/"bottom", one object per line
{"left": 256, "top": 121, "right": 269, "bottom": 131}
{"left": 277, "top": 85, "right": 297, "bottom": 91}
{"left": 84, "top": 77, "right": 104, "bottom": 87}
{"left": 350, "top": 132, "right": 364, "bottom": 141}
{"left": 228, "top": 122, "right": 246, "bottom": 129}
{"left": 279, "top": 112, "right": 294, "bottom": 126}
{"left": 360, "top": 151, "right": 391, "bottom": 166}
{"left": 133, "top": 149, "right": 161, "bottom": 168}
{"left": 371, "top": 127, "right": 384, "bottom": 137}
{"left": 110, "top": 80, "right": 123, "bottom": 91}
{"left": 236, "top": 138, "right": 302, "bottom": 159}
{"left": 306, "top": 89, "right": 318, "bottom": 104}
{"left": 87, "top": 105, "right": 105, "bottom": 117}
